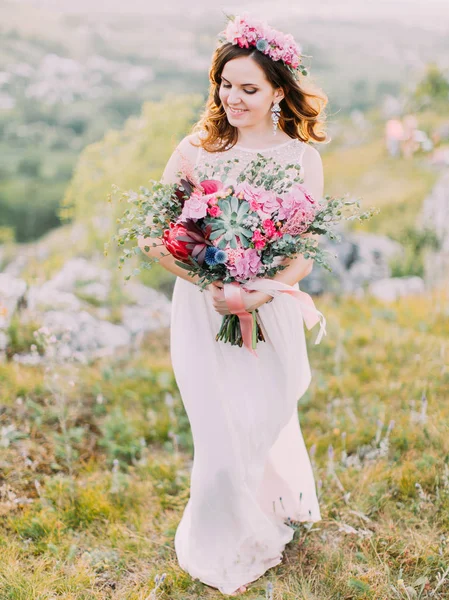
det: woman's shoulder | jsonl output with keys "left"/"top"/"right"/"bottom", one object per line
{"left": 176, "top": 133, "right": 202, "bottom": 162}
{"left": 302, "top": 143, "right": 322, "bottom": 167}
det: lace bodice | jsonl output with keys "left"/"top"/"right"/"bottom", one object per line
{"left": 193, "top": 138, "right": 308, "bottom": 184}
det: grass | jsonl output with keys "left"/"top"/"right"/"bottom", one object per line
{"left": 322, "top": 136, "right": 440, "bottom": 239}
{"left": 1, "top": 287, "right": 449, "bottom": 599}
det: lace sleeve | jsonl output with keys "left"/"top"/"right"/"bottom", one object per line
{"left": 160, "top": 142, "right": 201, "bottom": 186}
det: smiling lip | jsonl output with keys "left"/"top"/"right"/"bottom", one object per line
{"left": 228, "top": 106, "right": 248, "bottom": 116}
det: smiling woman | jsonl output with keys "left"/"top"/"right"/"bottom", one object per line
{"left": 191, "top": 33, "right": 328, "bottom": 154}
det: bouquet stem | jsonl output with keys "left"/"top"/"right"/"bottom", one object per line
{"left": 215, "top": 311, "right": 266, "bottom": 349}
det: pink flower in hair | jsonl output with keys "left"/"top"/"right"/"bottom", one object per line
{"left": 270, "top": 47, "right": 284, "bottom": 61}
{"left": 219, "top": 13, "right": 305, "bottom": 79}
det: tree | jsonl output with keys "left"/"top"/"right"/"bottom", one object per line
{"left": 414, "top": 63, "right": 449, "bottom": 104}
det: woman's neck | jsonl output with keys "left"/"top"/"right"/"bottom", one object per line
{"left": 236, "top": 129, "right": 292, "bottom": 150}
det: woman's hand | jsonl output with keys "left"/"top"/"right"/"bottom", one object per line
{"left": 207, "top": 282, "right": 272, "bottom": 316}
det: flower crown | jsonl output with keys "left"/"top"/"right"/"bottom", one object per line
{"left": 217, "top": 13, "right": 308, "bottom": 79}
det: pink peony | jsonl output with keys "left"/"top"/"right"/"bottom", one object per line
{"left": 180, "top": 192, "right": 208, "bottom": 221}
{"left": 228, "top": 248, "right": 262, "bottom": 281}
{"left": 293, "top": 183, "right": 316, "bottom": 204}
{"left": 234, "top": 182, "right": 263, "bottom": 205}
{"left": 257, "top": 190, "right": 280, "bottom": 218}
{"left": 278, "top": 184, "right": 316, "bottom": 221}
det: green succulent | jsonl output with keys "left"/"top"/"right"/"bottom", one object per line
{"left": 205, "top": 196, "right": 253, "bottom": 249}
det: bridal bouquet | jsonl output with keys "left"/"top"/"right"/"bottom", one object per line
{"left": 111, "top": 154, "right": 375, "bottom": 355}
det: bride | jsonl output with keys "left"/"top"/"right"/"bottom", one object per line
{"left": 139, "top": 13, "right": 328, "bottom": 597}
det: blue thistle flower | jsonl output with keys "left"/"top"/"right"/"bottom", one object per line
{"left": 215, "top": 250, "right": 228, "bottom": 264}
{"left": 256, "top": 38, "right": 268, "bottom": 52}
{"left": 205, "top": 246, "right": 219, "bottom": 266}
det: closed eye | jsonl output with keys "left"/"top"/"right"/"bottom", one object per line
{"left": 222, "top": 84, "right": 257, "bottom": 95}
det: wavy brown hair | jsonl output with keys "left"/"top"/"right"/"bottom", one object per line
{"left": 191, "top": 42, "right": 329, "bottom": 153}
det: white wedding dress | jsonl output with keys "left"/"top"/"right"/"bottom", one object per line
{"left": 170, "top": 138, "right": 322, "bottom": 595}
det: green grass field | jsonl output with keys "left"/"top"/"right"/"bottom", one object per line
{"left": 1, "top": 287, "right": 449, "bottom": 599}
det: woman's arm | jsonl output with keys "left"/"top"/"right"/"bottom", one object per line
{"left": 137, "top": 134, "right": 202, "bottom": 286}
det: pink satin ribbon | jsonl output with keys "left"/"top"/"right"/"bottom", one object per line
{"left": 222, "top": 278, "right": 327, "bottom": 357}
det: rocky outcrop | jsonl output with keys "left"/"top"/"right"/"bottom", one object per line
{"left": 0, "top": 258, "right": 171, "bottom": 362}
{"left": 301, "top": 230, "right": 408, "bottom": 296}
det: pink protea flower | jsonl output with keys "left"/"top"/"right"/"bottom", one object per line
{"left": 293, "top": 182, "right": 316, "bottom": 204}
{"left": 228, "top": 248, "right": 262, "bottom": 281}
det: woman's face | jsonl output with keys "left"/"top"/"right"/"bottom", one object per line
{"left": 218, "top": 56, "right": 284, "bottom": 131}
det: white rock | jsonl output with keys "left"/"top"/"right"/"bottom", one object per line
{"left": 48, "top": 258, "right": 111, "bottom": 293}
{"left": 27, "top": 283, "right": 81, "bottom": 312}
{"left": 0, "top": 273, "right": 27, "bottom": 328}
{"left": 77, "top": 281, "right": 109, "bottom": 303}
{"left": 42, "top": 310, "right": 131, "bottom": 357}
{"left": 122, "top": 304, "right": 171, "bottom": 335}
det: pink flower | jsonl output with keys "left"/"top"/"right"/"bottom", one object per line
{"left": 207, "top": 205, "right": 222, "bottom": 217}
{"left": 290, "top": 55, "right": 300, "bottom": 69}
{"left": 228, "top": 248, "right": 262, "bottom": 281}
{"left": 278, "top": 184, "right": 316, "bottom": 220}
{"left": 225, "top": 16, "right": 247, "bottom": 44}
{"left": 237, "top": 36, "right": 250, "bottom": 48}
{"left": 234, "top": 182, "right": 263, "bottom": 204}
{"left": 180, "top": 192, "right": 208, "bottom": 221}
{"left": 269, "top": 47, "right": 284, "bottom": 61}
{"left": 251, "top": 229, "right": 266, "bottom": 250}
{"left": 200, "top": 179, "right": 224, "bottom": 195}
{"left": 293, "top": 182, "right": 316, "bottom": 204}
{"left": 257, "top": 190, "right": 281, "bottom": 218}
{"left": 225, "top": 247, "right": 244, "bottom": 266}
{"left": 262, "top": 219, "right": 277, "bottom": 238}
{"left": 281, "top": 205, "right": 316, "bottom": 235}
{"left": 249, "top": 199, "right": 260, "bottom": 211}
